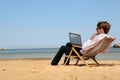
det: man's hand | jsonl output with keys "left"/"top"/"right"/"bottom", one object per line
{"left": 90, "top": 33, "right": 99, "bottom": 40}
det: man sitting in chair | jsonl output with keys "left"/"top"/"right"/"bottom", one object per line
{"left": 51, "top": 21, "right": 112, "bottom": 65}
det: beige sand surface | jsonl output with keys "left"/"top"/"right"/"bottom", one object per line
{"left": 0, "top": 59, "right": 120, "bottom": 80}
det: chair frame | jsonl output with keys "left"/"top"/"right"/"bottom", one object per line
{"left": 64, "top": 37, "right": 115, "bottom": 66}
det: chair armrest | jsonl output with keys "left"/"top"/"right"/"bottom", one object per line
{"left": 72, "top": 45, "right": 82, "bottom": 48}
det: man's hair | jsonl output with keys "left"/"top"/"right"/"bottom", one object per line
{"left": 97, "top": 21, "right": 111, "bottom": 34}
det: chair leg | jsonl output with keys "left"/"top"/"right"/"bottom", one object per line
{"left": 72, "top": 48, "right": 89, "bottom": 66}
{"left": 75, "top": 59, "right": 79, "bottom": 65}
{"left": 92, "top": 57, "right": 99, "bottom": 65}
{"left": 64, "top": 49, "right": 73, "bottom": 65}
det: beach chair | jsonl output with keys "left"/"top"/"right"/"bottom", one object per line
{"left": 64, "top": 37, "right": 115, "bottom": 66}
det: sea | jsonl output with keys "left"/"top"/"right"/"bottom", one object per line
{"left": 0, "top": 47, "right": 120, "bottom": 60}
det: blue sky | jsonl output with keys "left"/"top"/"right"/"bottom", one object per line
{"left": 0, "top": 0, "right": 120, "bottom": 49}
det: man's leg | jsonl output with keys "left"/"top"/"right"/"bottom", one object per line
{"left": 74, "top": 47, "right": 83, "bottom": 56}
{"left": 66, "top": 42, "right": 83, "bottom": 56}
{"left": 51, "top": 46, "right": 71, "bottom": 65}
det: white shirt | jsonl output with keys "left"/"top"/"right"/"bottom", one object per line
{"left": 80, "top": 34, "right": 112, "bottom": 54}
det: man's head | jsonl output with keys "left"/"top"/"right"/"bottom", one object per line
{"left": 97, "top": 21, "right": 111, "bottom": 34}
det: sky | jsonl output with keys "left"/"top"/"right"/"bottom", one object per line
{"left": 0, "top": 0, "right": 120, "bottom": 49}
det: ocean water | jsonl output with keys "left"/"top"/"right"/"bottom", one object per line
{"left": 0, "top": 47, "right": 120, "bottom": 60}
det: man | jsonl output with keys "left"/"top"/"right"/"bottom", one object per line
{"left": 51, "top": 21, "right": 111, "bottom": 65}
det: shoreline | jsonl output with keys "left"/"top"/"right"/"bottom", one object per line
{"left": 0, "top": 57, "right": 52, "bottom": 61}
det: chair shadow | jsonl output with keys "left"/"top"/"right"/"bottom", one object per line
{"left": 76, "top": 63, "right": 119, "bottom": 67}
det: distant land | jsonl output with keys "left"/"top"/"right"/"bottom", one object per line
{"left": 113, "top": 43, "right": 120, "bottom": 48}
{"left": 0, "top": 48, "right": 4, "bottom": 50}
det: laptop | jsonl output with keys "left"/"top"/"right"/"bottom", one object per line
{"left": 69, "top": 32, "right": 82, "bottom": 46}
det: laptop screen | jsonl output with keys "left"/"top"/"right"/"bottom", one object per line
{"left": 69, "top": 32, "right": 82, "bottom": 46}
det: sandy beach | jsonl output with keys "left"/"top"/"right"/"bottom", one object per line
{"left": 0, "top": 59, "right": 120, "bottom": 80}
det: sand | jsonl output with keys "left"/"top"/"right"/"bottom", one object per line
{"left": 0, "top": 59, "right": 120, "bottom": 80}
